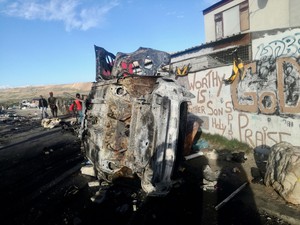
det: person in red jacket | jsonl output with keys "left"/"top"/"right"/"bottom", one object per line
{"left": 69, "top": 93, "right": 83, "bottom": 124}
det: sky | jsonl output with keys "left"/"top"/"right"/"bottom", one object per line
{"left": 0, "top": 0, "right": 219, "bottom": 88}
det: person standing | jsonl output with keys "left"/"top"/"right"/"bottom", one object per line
{"left": 48, "top": 92, "right": 58, "bottom": 117}
{"left": 38, "top": 95, "right": 48, "bottom": 119}
{"left": 69, "top": 93, "right": 83, "bottom": 124}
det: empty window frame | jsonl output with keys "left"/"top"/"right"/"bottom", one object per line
{"left": 215, "top": 13, "right": 223, "bottom": 40}
{"left": 240, "top": 1, "right": 249, "bottom": 31}
{"left": 214, "top": 1, "right": 249, "bottom": 40}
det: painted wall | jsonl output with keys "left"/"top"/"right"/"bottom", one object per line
{"left": 177, "top": 28, "right": 300, "bottom": 148}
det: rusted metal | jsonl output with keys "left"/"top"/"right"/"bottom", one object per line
{"left": 80, "top": 47, "right": 194, "bottom": 196}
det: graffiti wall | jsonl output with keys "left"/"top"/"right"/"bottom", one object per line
{"left": 185, "top": 28, "right": 300, "bottom": 148}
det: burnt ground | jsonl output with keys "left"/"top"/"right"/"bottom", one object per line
{"left": 0, "top": 108, "right": 297, "bottom": 225}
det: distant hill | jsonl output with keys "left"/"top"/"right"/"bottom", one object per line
{"left": 0, "top": 82, "right": 93, "bottom": 106}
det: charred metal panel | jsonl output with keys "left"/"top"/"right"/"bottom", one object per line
{"left": 94, "top": 45, "right": 116, "bottom": 81}
{"left": 81, "top": 47, "right": 194, "bottom": 196}
{"left": 111, "top": 47, "right": 171, "bottom": 77}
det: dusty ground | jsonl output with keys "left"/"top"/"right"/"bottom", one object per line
{"left": 0, "top": 108, "right": 298, "bottom": 225}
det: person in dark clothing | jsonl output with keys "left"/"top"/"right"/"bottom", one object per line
{"left": 38, "top": 95, "right": 48, "bottom": 119}
{"left": 48, "top": 92, "right": 58, "bottom": 117}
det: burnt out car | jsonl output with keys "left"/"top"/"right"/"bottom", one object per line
{"left": 80, "top": 46, "right": 194, "bottom": 196}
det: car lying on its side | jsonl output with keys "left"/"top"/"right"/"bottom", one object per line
{"left": 80, "top": 46, "right": 194, "bottom": 196}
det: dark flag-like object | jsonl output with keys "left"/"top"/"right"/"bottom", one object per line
{"left": 94, "top": 45, "right": 116, "bottom": 81}
{"left": 223, "top": 50, "right": 244, "bottom": 84}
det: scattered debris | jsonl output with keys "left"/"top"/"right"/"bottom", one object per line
{"left": 59, "top": 119, "right": 78, "bottom": 134}
{"left": 90, "top": 186, "right": 109, "bottom": 204}
{"left": 231, "top": 152, "right": 247, "bottom": 163}
{"left": 203, "top": 165, "right": 220, "bottom": 182}
{"left": 201, "top": 180, "right": 217, "bottom": 191}
{"left": 192, "top": 139, "right": 209, "bottom": 151}
{"left": 205, "top": 149, "right": 219, "bottom": 160}
{"left": 232, "top": 167, "right": 241, "bottom": 173}
{"left": 215, "top": 181, "right": 248, "bottom": 210}
{"left": 184, "top": 151, "right": 204, "bottom": 160}
{"left": 80, "top": 165, "right": 96, "bottom": 177}
{"left": 88, "top": 181, "right": 100, "bottom": 187}
{"left": 41, "top": 118, "right": 61, "bottom": 129}
{"left": 64, "top": 185, "right": 79, "bottom": 197}
{"left": 132, "top": 199, "right": 138, "bottom": 211}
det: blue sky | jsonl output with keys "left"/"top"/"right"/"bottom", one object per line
{"left": 0, "top": 0, "right": 218, "bottom": 87}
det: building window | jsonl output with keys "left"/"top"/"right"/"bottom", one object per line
{"left": 240, "top": 1, "right": 249, "bottom": 31}
{"left": 223, "top": 5, "right": 240, "bottom": 37}
{"left": 215, "top": 13, "right": 223, "bottom": 40}
{"left": 214, "top": 1, "right": 249, "bottom": 40}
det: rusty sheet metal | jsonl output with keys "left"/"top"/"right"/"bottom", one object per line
{"left": 118, "top": 76, "right": 158, "bottom": 97}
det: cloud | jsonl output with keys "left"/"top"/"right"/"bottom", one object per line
{"left": 0, "top": 0, "right": 120, "bottom": 31}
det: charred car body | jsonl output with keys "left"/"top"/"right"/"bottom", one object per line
{"left": 80, "top": 46, "right": 194, "bottom": 196}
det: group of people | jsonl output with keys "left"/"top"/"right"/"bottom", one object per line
{"left": 38, "top": 92, "right": 83, "bottom": 124}
{"left": 38, "top": 92, "right": 57, "bottom": 119}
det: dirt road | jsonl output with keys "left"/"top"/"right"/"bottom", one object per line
{"left": 0, "top": 108, "right": 294, "bottom": 225}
